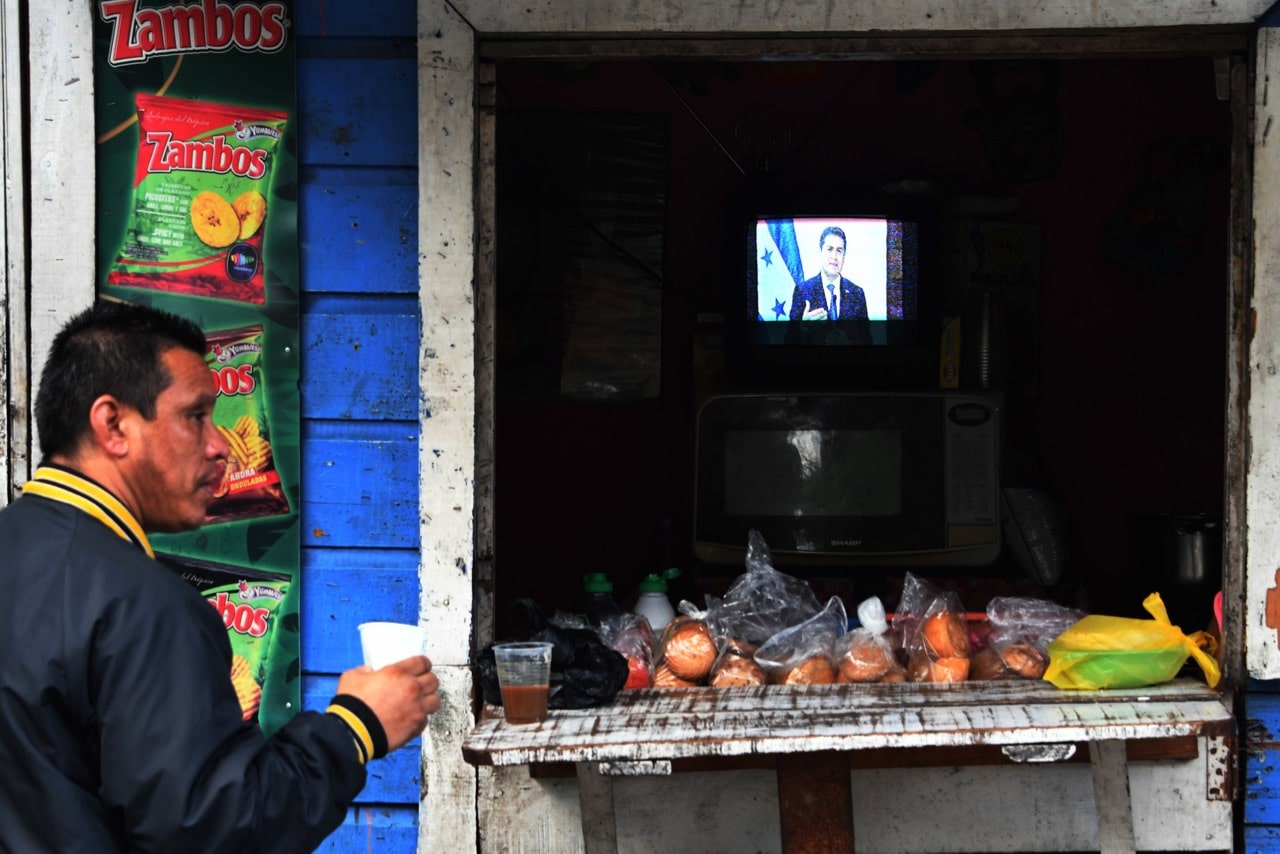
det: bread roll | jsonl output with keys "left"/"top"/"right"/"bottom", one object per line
{"left": 710, "top": 651, "right": 766, "bottom": 687}
{"left": 969, "top": 646, "right": 1013, "bottom": 681}
{"left": 998, "top": 642, "right": 1048, "bottom": 679}
{"left": 837, "top": 634, "right": 894, "bottom": 683}
{"left": 878, "top": 665, "right": 907, "bottom": 684}
{"left": 921, "top": 611, "right": 970, "bottom": 659}
{"left": 929, "top": 656, "right": 971, "bottom": 683}
{"left": 653, "top": 662, "right": 699, "bottom": 688}
{"left": 781, "top": 655, "right": 837, "bottom": 685}
{"left": 660, "top": 617, "right": 717, "bottom": 681}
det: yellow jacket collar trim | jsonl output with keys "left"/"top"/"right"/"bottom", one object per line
{"left": 22, "top": 465, "right": 154, "bottom": 558}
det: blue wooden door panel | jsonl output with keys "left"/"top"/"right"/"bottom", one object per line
{"left": 295, "top": 0, "right": 416, "bottom": 38}
{"left": 1248, "top": 825, "right": 1280, "bottom": 851}
{"left": 301, "top": 423, "right": 418, "bottom": 549}
{"left": 297, "top": 8, "right": 422, "bottom": 850}
{"left": 312, "top": 807, "right": 420, "bottom": 852}
{"left": 1248, "top": 692, "right": 1280, "bottom": 828}
{"left": 300, "top": 547, "right": 420, "bottom": 670}
{"left": 297, "top": 58, "right": 417, "bottom": 167}
{"left": 301, "top": 295, "right": 419, "bottom": 419}
{"left": 299, "top": 167, "right": 418, "bottom": 295}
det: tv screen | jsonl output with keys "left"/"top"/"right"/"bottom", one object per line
{"left": 750, "top": 215, "right": 921, "bottom": 347}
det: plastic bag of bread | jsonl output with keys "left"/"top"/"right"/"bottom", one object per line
{"left": 971, "top": 596, "right": 1084, "bottom": 681}
{"left": 836, "top": 596, "right": 899, "bottom": 683}
{"left": 704, "top": 530, "right": 822, "bottom": 648}
{"left": 892, "top": 574, "right": 971, "bottom": 683}
{"left": 656, "top": 614, "right": 717, "bottom": 683}
{"left": 600, "top": 613, "right": 656, "bottom": 689}
{"left": 755, "top": 596, "right": 846, "bottom": 685}
{"left": 709, "top": 640, "right": 766, "bottom": 687}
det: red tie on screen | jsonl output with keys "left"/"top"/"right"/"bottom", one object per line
{"left": 828, "top": 283, "right": 838, "bottom": 320}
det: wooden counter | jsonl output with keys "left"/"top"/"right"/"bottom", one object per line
{"left": 462, "top": 678, "right": 1234, "bottom": 853}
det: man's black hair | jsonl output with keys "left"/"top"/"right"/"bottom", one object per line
{"left": 819, "top": 225, "right": 847, "bottom": 251}
{"left": 35, "top": 300, "right": 208, "bottom": 459}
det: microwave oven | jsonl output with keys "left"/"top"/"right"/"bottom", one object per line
{"left": 693, "top": 391, "right": 1001, "bottom": 567}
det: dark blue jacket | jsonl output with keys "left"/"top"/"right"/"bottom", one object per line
{"left": 0, "top": 489, "right": 364, "bottom": 853}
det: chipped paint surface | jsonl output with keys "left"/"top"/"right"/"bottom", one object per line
{"left": 1248, "top": 28, "right": 1280, "bottom": 678}
{"left": 450, "top": 0, "right": 1272, "bottom": 34}
{"left": 464, "top": 680, "right": 1232, "bottom": 768}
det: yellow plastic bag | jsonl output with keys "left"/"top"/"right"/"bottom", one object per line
{"left": 1043, "top": 592, "right": 1220, "bottom": 690}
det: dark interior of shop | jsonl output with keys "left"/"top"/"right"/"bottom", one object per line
{"left": 490, "top": 56, "right": 1230, "bottom": 640}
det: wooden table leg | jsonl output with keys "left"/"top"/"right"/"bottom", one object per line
{"left": 576, "top": 761, "right": 618, "bottom": 854}
{"left": 1089, "top": 739, "right": 1136, "bottom": 854}
{"left": 776, "top": 751, "right": 855, "bottom": 853}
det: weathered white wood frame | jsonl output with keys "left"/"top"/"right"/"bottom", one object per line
{"left": 12, "top": 1, "right": 1280, "bottom": 852}
{"left": 429, "top": 1, "right": 1271, "bottom": 851}
{"left": 0, "top": 0, "right": 20, "bottom": 505}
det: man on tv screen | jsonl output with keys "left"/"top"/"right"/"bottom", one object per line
{"left": 789, "top": 226, "right": 869, "bottom": 323}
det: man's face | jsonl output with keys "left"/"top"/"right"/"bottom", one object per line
{"left": 123, "top": 347, "right": 229, "bottom": 533}
{"left": 821, "top": 234, "right": 846, "bottom": 279}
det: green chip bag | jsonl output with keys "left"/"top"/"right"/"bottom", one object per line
{"left": 205, "top": 324, "right": 290, "bottom": 524}
{"left": 158, "top": 553, "right": 292, "bottom": 725}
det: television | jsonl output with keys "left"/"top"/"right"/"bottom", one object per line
{"left": 726, "top": 195, "right": 940, "bottom": 390}
{"left": 693, "top": 391, "right": 1001, "bottom": 568}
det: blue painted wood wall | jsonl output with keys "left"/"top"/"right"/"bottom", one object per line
{"left": 295, "top": 2, "right": 423, "bottom": 848}
{"left": 1248, "top": 685, "right": 1280, "bottom": 850}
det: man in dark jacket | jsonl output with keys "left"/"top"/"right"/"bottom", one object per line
{"left": 0, "top": 301, "right": 440, "bottom": 852}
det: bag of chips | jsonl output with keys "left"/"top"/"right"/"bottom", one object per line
{"left": 205, "top": 324, "right": 291, "bottom": 523}
{"left": 107, "top": 93, "right": 288, "bottom": 304}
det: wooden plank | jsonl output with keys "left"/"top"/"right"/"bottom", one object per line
{"left": 299, "top": 548, "right": 420, "bottom": 671}
{"left": 27, "top": 2, "right": 95, "bottom": 462}
{"left": 479, "top": 31, "right": 1252, "bottom": 62}
{"left": 299, "top": 168, "right": 418, "bottom": 296}
{"left": 298, "top": 57, "right": 416, "bottom": 167}
{"left": 463, "top": 681, "right": 1232, "bottom": 767}
{"left": 0, "top": 0, "right": 25, "bottom": 504}
{"left": 301, "top": 295, "right": 419, "bottom": 420}
{"left": 474, "top": 61, "right": 497, "bottom": 654}
{"left": 419, "top": 665, "right": 479, "bottom": 853}
{"left": 575, "top": 763, "right": 618, "bottom": 854}
{"left": 450, "top": 0, "right": 1270, "bottom": 34}
{"left": 1222, "top": 50, "right": 1251, "bottom": 687}
{"left": 1248, "top": 29, "right": 1280, "bottom": 678}
{"left": 295, "top": 0, "right": 416, "bottom": 38}
{"left": 530, "top": 736, "right": 1200, "bottom": 777}
{"left": 418, "top": 0, "right": 477, "bottom": 661}
{"left": 1247, "top": 825, "right": 1280, "bottom": 850}
{"left": 777, "top": 751, "right": 855, "bottom": 853}
{"left": 1245, "top": 693, "right": 1280, "bottom": 823}
{"left": 419, "top": 15, "right": 480, "bottom": 854}
{"left": 1090, "top": 739, "right": 1137, "bottom": 854}
{"left": 314, "top": 806, "right": 419, "bottom": 852}
{"left": 301, "top": 422, "right": 418, "bottom": 548}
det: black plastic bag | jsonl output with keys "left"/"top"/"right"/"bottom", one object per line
{"left": 477, "top": 599, "right": 628, "bottom": 709}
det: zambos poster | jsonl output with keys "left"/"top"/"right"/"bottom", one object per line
{"left": 92, "top": 0, "right": 301, "bottom": 736}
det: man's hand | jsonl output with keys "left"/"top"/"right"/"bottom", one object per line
{"left": 801, "top": 299, "right": 828, "bottom": 321}
{"left": 336, "top": 655, "right": 440, "bottom": 752}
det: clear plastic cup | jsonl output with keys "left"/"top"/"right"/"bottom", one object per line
{"left": 358, "top": 621, "right": 424, "bottom": 670}
{"left": 492, "top": 641, "right": 553, "bottom": 724}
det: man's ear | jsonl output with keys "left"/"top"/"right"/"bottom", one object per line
{"left": 86, "top": 394, "right": 131, "bottom": 458}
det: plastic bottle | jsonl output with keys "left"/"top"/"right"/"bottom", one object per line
{"left": 633, "top": 569, "right": 679, "bottom": 633}
{"left": 581, "top": 572, "right": 625, "bottom": 628}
